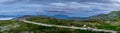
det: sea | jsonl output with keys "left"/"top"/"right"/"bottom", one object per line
{"left": 0, "top": 17, "right": 14, "bottom": 20}
{"left": 0, "top": 15, "right": 23, "bottom": 20}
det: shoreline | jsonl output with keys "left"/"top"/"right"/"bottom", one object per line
{"left": 0, "top": 17, "right": 14, "bottom": 20}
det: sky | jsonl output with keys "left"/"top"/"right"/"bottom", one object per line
{"left": 0, "top": 0, "right": 120, "bottom": 17}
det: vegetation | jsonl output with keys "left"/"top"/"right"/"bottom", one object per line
{"left": 0, "top": 20, "right": 110, "bottom": 33}
{"left": 27, "top": 17, "right": 97, "bottom": 27}
{"left": 26, "top": 10, "right": 120, "bottom": 33}
{"left": 1, "top": 11, "right": 120, "bottom": 33}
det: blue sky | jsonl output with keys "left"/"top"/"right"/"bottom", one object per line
{"left": 0, "top": 0, "right": 120, "bottom": 17}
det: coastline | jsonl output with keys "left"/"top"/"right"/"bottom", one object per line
{"left": 0, "top": 17, "right": 14, "bottom": 20}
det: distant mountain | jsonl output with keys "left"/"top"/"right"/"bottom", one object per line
{"left": 51, "top": 14, "right": 70, "bottom": 19}
{"left": 12, "top": 11, "right": 120, "bottom": 22}
{"left": 68, "top": 17, "right": 88, "bottom": 20}
{"left": 13, "top": 15, "right": 38, "bottom": 20}
{"left": 13, "top": 14, "right": 88, "bottom": 20}
{"left": 51, "top": 14, "right": 88, "bottom": 20}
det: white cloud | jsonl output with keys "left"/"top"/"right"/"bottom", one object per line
{"left": 50, "top": 3, "right": 66, "bottom": 6}
{"left": 110, "top": 0, "right": 120, "bottom": 3}
{"left": 0, "top": 0, "right": 14, "bottom": 3}
{"left": 0, "top": 0, "right": 120, "bottom": 17}
{"left": 45, "top": 1, "right": 120, "bottom": 17}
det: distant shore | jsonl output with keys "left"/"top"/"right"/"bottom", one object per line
{"left": 0, "top": 17, "right": 14, "bottom": 20}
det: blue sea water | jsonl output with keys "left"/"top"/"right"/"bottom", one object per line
{"left": 0, "top": 15, "right": 23, "bottom": 20}
{"left": 0, "top": 17, "right": 14, "bottom": 20}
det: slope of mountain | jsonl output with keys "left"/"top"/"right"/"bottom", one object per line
{"left": 88, "top": 11, "right": 120, "bottom": 21}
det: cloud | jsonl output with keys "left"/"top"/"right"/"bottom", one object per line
{"left": 0, "top": 0, "right": 14, "bottom": 2}
{"left": 45, "top": 1, "right": 120, "bottom": 17}
{"left": 0, "top": 0, "right": 120, "bottom": 17}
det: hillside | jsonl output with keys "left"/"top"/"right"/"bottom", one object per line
{"left": 88, "top": 11, "right": 120, "bottom": 22}
{"left": 24, "top": 11, "right": 120, "bottom": 33}
{"left": 6, "top": 11, "right": 120, "bottom": 33}
{"left": 0, "top": 20, "right": 110, "bottom": 33}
